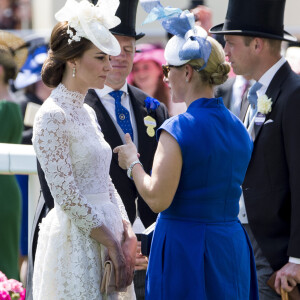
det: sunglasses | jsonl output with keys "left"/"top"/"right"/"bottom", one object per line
{"left": 162, "top": 64, "right": 182, "bottom": 78}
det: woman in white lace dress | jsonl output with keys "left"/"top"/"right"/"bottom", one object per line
{"left": 32, "top": 0, "right": 136, "bottom": 299}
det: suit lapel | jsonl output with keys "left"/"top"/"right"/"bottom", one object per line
{"left": 128, "top": 85, "right": 157, "bottom": 162}
{"left": 85, "top": 89, "right": 123, "bottom": 164}
{"left": 253, "top": 62, "right": 290, "bottom": 141}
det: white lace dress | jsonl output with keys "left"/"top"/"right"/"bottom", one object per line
{"left": 32, "top": 84, "right": 136, "bottom": 300}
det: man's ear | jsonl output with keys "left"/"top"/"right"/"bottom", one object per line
{"left": 253, "top": 37, "right": 264, "bottom": 53}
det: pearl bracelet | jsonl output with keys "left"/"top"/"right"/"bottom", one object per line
{"left": 127, "top": 160, "right": 143, "bottom": 180}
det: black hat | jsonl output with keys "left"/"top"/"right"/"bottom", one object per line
{"left": 188, "top": 1, "right": 205, "bottom": 10}
{"left": 110, "top": 0, "right": 145, "bottom": 40}
{"left": 209, "top": 0, "right": 297, "bottom": 42}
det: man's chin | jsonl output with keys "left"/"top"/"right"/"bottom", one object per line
{"left": 105, "top": 75, "right": 127, "bottom": 88}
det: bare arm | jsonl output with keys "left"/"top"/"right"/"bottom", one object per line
{"left": 113, "top": 132, "right": 182, "bottom": 213}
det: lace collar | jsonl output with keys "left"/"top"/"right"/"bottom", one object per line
{"left": 51, "top": 83, "right": 86, "bottom": 108}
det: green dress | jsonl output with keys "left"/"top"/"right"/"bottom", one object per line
{"left": 0, "top": 100, "right": 23, "bottom": 280}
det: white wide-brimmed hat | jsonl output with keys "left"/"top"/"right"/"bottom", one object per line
{"left": 55, "top": 0, "right": 121, "bottom": 56}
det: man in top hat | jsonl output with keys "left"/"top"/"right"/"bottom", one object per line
{"left": 27, "top": 0, "right": 168, "bottom": 299}
{"left": 210, "top": 0, "right": 300, "bottom": 299}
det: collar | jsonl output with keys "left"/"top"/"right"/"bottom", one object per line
{"left": 258, "top": 57, "right": 286, "bottom": 94}
{"left": 95, "top": 82, "right": 129, "bottom": 98}
{"left": 235, "top": 75, "right": 248, "bottom": 87}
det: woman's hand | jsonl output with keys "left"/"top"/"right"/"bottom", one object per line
{"left": 113, "top": 133, "right": 139, "bottom": 170}
{"left": 106, "top": 239, "right": 128, "bottom": 291}
{"left": 121, "top": 220, "right": 137, "bottom": 285}
{"left": 135, "top": 241, "right": 149, "bottom": 271}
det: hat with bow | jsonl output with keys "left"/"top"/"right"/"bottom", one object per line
{"left": 140, "top": 0, "right": 212, "bottom": 67}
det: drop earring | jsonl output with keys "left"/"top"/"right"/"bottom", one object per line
{"left": 72, "top": 67, "right": 76, "bottom": 78}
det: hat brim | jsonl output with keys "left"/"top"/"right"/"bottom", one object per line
{"left": 0, "top": 31, "right": 28, "bottom": 70}
{"left": 209, "top": 23, "right": 298, "bottom": 43}
{"left": 14, "top": 72, "right": 41, "bottom": 90}
{"left": 110, "top": 31, "right": 145, "bottom": 40}
{"left": 133, "top": 48, "right": 165, "bottom": 66}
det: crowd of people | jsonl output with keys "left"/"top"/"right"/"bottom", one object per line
{"left": 1, "top": 0, "right": 300, "bottom": 299}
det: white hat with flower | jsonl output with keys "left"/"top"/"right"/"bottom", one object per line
{"left": 55, "top": 0, "right": 121, "bottom": 56}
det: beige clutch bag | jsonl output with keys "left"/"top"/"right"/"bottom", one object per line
{"left": 100, "top": 260, "right": 126, "bottom": 294}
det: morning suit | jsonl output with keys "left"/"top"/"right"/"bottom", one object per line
{"left": 242, "top": 61, "right": 300, "bottom": 274}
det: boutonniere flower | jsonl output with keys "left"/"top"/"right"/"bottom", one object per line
{"left": 257, "top": 94, "right": 272, "bottom": 115}
{"left": 144, "top": 97, "right": 160, "bottom": 112}
{"left": 144, "top": 97, "right": 160, "bottom": 137}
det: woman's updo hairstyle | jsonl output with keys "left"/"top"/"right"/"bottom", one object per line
{"left": 42, "top": 21, "right": 93, "bottom": 88}
{"left": 189, "top": 36, "right": 230, "bottom": 86}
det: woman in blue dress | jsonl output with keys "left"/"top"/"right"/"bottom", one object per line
{"left": 114, "top": 5, "right": 259, "bottom": 300}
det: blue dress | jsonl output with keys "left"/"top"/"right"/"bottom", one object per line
{"left": 146, "top": 98, "right": 259, "bottom": 300}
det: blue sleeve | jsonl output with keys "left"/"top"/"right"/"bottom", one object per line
{"left": 156, "top": 115, "right": 184, "bottom": 154}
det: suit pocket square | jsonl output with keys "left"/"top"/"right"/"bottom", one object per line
{"left": 264, "top": 119, "right": 274, "bottom": 125}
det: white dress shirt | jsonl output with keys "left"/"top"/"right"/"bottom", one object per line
{"left": 95, "top": 83, "right": 133, "bottom": 124}
{"left": 94, "top": 82, "right": 138, "bottom": 147}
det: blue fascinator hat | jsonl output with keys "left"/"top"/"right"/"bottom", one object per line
{"left": 140, "top": 0, "right": 212, "bottom": 68}
{"left": 14, "top": 40, "right": 48, "bottom": 90}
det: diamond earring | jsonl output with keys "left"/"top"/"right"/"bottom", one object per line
{"left": 72, "top": 67, "right": 76, "bottom": 78}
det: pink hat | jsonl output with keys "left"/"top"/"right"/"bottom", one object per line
{"left": 128, "top": 43, "right": 166, "bottom": 84}
{"left": 133, "top": 43, "right": 166, "bottom": 66}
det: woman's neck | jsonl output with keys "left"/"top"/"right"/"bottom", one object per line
{"left": 185, "top": 84, "right": 214, "bottom": 107}
{"left": 61, "top": 73, "right": 88, "bottom": 96}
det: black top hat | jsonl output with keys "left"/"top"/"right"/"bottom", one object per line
{"left": 110, "top": 0, "right": 145, "bottom": 40}
{"left": 209, "top": 0, "right": 297, "bottom": 42}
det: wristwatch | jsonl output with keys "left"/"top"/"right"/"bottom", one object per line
{"left": 127, "top": 160, "right": 143, "bottom": 180}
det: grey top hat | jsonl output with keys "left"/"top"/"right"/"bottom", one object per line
{"left": 110, "top": 0, "right": 145, "bottom": 40}
{"left": 209, "top": 0, "right": 297, "bottom": 42}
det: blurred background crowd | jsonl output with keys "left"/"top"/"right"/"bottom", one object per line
{"left": 1, "top": 0, "right": 300, "bottom": 290}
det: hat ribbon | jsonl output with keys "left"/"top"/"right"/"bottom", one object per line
{"left": 141, "top": 0, "right": 212, "bottom": 67}
{"left": 140, "top": 0, "right": 182, "bottom": 24}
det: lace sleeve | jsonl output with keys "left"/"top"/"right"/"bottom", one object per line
{"left": 108, "top": 177, "right": 130, "bottom": 223}
{"left": 32, "top": 108, "right": 104, "bottom": 235}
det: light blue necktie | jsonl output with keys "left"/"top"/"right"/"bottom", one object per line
{"left": 247, "top": 81, "right": 262, "bottom": 124}
{"left": 109, "top": 91, "right": 134, "bottom": 141}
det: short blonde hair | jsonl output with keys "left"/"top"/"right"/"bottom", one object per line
{"left": 188, "top": 36, "right": 230, "bottom": 86}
